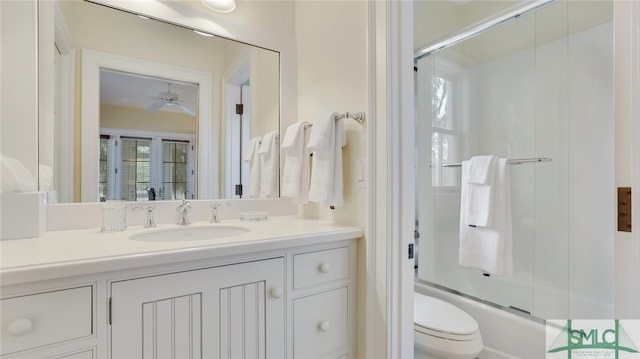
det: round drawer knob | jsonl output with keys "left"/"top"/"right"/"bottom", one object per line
{"left": 318, "top": 320, "right": 331, "bottom": 332}
{"left": 319, "top": 262, "right": 331, "bottom": 273}
{"left": 270, "top": 287, "right": 283, "bottom": 299}
{"left": 7, "top": 318, "right": 33, "bottom": 337}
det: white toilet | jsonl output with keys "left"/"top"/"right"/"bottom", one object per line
{"left": 414, "top": 292, "right": 483, "bottom": 359}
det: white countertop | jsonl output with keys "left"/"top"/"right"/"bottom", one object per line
{"left": 0, "top": 216, "right": 363, "bottom": 286}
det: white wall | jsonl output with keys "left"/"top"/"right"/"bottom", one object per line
{"left": 100, "top": 104, "right": 197, "bottom": 134}
{"left": 0, "top": 0, "right": 39, "bottom": 192}
{"left": 294, "top": 1, "right": 368, "bottom": 225}
{"left": 294, "top": 1, "right": 369, "bottom": 356}
{"left": 251, "top": 48, "right": 280, "bottom": 137}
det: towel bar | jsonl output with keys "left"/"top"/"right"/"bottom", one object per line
{"left": 441, "top": 157, "right": 552, "bottom": 168}
{"left": 304, "top": 112, "right": 366, "bottom": 129}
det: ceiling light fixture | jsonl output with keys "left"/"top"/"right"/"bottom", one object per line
{"left": 201, "top": 0, "right": 236, "bottom": 13}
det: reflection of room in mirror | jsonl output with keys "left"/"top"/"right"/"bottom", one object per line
{"left": 40, "top": 0, "right": 281, "bottom": 203}
{"left": 99, "top": 70, "right": 198, "bottom": 202}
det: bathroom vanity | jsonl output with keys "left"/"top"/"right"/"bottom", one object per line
{"left": 0, "top": 217, "right": 361, "bottom": 359}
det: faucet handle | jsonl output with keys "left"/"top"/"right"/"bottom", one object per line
{"left": 210, "top": 202, "right": 230, "bottom": 223}
{"left": 179, "top": 199, "right": 191, "bottom": 210}
{"left": 176, "top": 199, "right": 191, "bottom": 225}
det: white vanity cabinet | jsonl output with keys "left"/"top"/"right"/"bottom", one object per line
{"left": 110, "top": 258, "right": 285, "bottom": 358}
{"left": 0, "top": 220, "right": 361, "bottom": 359}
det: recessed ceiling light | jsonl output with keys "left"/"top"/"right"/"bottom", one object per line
{"left": 193, "top": 30, "right": 214, "bottom": 37}
{"left": 201, "top": 0, "right": 236, "bottom": 13}
{"left": 137, "top": 15, "right": 150, "bottom": 20}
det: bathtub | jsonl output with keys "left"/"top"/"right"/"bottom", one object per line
{"left": 415, "top": 282, "right": 547, "bottom": 359}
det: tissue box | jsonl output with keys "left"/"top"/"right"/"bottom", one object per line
{"left": 1, "top": 192, "right": 46, "bottom": 240}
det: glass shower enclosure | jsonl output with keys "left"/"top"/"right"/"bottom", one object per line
{"left": 414, "top": 0, "right": 614, "bottom": 320}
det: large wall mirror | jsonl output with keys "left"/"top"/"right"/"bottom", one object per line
{"left": 39, "top": 0, "right": 281, "bottom": 203}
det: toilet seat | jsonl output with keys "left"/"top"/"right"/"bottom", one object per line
{"left": 413, "top": 293, "right": 480, "bottom": 341}
{"left": 414, "top": 323, "right": 480, "bottom": 342}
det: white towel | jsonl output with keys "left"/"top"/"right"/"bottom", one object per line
{"left": 244, "top": 136, "right": 262, "bottom": 198}
{"left": 307, "top": 113, "right": 346, "bottom": 207}
{"left": 466, "top": 155, "right": 497, "bottom": 227}
{"left": 459, "top": 158, "right": 513, "bottom": 276}
{"left": 281, "top": 121, "right": 311, "bottom": 203}
{"left": 468, "top": 155, "right": 496, "bottom": 184}
{"left": 258, "top": 131, "right": 279, "bottom": 198}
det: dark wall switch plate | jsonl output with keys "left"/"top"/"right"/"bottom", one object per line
{"left": 618, "top": 187, "right": 632, "bottom": 232}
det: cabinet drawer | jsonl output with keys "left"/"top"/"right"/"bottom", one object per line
{"left": 1, "top": 286, "right": 93, "bottom": 355}
{"left": 293, "top": 247, "right": 349, "bottom": 289}
{"left": 293, "top": 287, "right": 348, "bottom": 358}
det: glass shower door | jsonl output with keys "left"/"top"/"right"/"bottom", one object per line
{"left": 415, "top": 0, "right": 614, "bottom": 320}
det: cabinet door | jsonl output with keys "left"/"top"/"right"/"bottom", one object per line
{"left": 293, "top": 287, "right": 348, "bottom": 359}
{"left": 110, "top": 258, "right": 284, "bottom": 359}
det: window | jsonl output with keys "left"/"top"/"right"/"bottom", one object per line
{"left": 99, "top": 130, "right": 195, "bottom": 201}
{"left": 431, "top": 72, "right": 463, "bottom": 187}
{"left": 99, "top": 135, "right": 111, "bottom": 202}
{"left": 120, "top": 137, "right": 152, "bottom": 201}
{"left": 162, "top": 140, "right": 191, "bottom": 200}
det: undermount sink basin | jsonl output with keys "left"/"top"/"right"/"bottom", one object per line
{"left": 130, "top": 225, "right": 250, "bottom": 242}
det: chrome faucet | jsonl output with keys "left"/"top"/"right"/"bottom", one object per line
{"left": 143, "top": 206, "right": 157, "bottom": 228}
{"left": 209, "top": 202, "right": 230, "bottom": 223}
{"left": 176, "top": 199, "right": 191, "bottom": 225}
{"left": 133, "top": 206, "right": 157, "bottom": 228}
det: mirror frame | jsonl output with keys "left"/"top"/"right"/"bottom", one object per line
{"left": 81, "top": 50, "right": 214, "bottom": 202}
{"left": 67, "top": 0, "right": 296, "bottom": 203}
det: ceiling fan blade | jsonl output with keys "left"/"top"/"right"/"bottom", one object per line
{"left": 177, "top": 102, "right": 196, "bottom": 116}
{"left": 121, "top": 96, "right": 156, "bottom": 103}
{"left": 145, "top": 101, "right": 165, "bottom": 113}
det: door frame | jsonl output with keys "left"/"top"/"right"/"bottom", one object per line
{"left": 366, "top": 1, "right": 415, "bottom": 357}
{"left": 223, "top": 49, "right": 250, "bottom": 198}
{"left": 614, "top": 0, "right": 640, "bottom": 319}
{"left": 81, "top": 49, "right": 215, "bottom": 202}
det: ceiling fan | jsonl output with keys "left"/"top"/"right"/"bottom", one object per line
{"left": 125, "top": 82, "right": 196, "bottom": 116}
